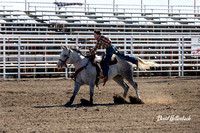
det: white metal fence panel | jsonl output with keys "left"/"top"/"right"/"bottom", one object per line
{"left": 0, "top": 35, "right": 199, "bottom": 79}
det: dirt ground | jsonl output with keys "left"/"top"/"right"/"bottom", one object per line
{"left": 0, "top": 76, "right": 200, "bottom": 133}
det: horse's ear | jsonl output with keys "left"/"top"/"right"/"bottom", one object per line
{"left": 70, "top": 46, "right": 76, "bottom": 49}
{"left": 61, "top": 45, "right": 69, "bottom": 50}
{"left": 61, "top": 45, "right": 65, "bottom": 49}
{"left": 78, "top": 46, "right": 82, "bottom": 50}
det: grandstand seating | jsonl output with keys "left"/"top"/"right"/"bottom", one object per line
{"left": 0, "top": 2, "right": 200, "bottom": 35}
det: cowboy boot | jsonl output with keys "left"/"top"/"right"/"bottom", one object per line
{"left": 98, "top": 75, "right": 104, "bottom": 79}
{"left": 103, "top": 76, "right": 108, "bottom": 86}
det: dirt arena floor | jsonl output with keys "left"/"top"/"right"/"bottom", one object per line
{"left": 0, "top": 76, "right": 199, "bottom": 132}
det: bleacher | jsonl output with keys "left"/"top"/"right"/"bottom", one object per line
{"left": 0, "top": 1, "right": 200, "bottom": 35}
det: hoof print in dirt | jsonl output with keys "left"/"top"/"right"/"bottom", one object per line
{"left": 113, "top": 95, "right": 129, "bottom": 104}
{"left": 80, "top": 99, "right": 93, "bottom": 105}
{"left": 129, "top": 96, "right": 144, "bottom": 104}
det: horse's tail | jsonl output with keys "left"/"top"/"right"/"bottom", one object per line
{"left": 137, "top": 57, "right": 158, "bottom": 71}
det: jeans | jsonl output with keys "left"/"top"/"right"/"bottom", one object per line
{"left": 103, "top": 45, "right": 138, "bottom": 77}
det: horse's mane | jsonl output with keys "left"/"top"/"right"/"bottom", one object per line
{"left": 71, "top": 48, "right": 85, "bottom": 56}
{"left": 71, "top": 48, "right": 105, "bottom": 58}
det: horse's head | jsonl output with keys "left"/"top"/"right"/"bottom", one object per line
{"left": 57, "top": 46, "right": 84, "bottom": 69}
{"left": 57, "top": 46, "right": 72, "bottom": 69}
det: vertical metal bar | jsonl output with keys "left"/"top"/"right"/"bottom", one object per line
{"left": 34, "top": 44, "right": 36, "bottom": 78}
{"left": 178, "top": 38, "right": 181, "bottom": 77}
{"left": 168, "top": 0, "right": 170, "bottom": 13}
{"left": 55, "top": 0, "right": 57, "bottom": 11}
{"left": 65, "top": 37, "right": 68, "bottom": 78}
{"left": 65, "top": 37, "right": 68, "bottom": 45}
{"left": 3, "top": 38, "right": 6, "bottom": 79}
{"left": 87, "top": 4, "right": 89, "bottom": 12}
{"left": 18, "top": 36, "right": 21, "bottom": 80}
{"left": 141, "top": 0, "right": 143, "bottom": 14}
{"left": 182, "top": 36, "right": 184, "bottom": 77}
{"left": 124, "top": 38, "right": 126, "bottom": 55}
{"left": 113, "top": 0, "right": 115, "bottom": 13}
{"left": 76, "top": 36, "right": 78, "bottom": 48}
{"left": 28, "top": 2, "right": 30, "bottom": 11}
{"left": 194, "top": 0, "right": 196, "bottom": 14}
{"left": 171, "top": 6, "right": 173, "bottom": 13}
{"left": 65, "top": 68, "right": 68, "bottom": 79}
{"left": 25, "top": 0, "right": 27, "bottom": 11}
{"left": 24, "top": 42, "right": 26, "bottom": 74}
{"left": 131, "top": 36, "right": 133, "bottom": 56}
{"left": 85, "top": 0, "right": 87, "bottom": 12}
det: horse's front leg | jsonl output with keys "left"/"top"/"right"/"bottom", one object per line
{"left": 89, "top": 84, "right": 95, "bottom": 105}
{"left": 65, "top": 81, "right": 81, "bottom": 106}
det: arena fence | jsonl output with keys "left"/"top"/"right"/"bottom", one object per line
{"left": 0, "top": 35, "right": 199, "bottom": 79}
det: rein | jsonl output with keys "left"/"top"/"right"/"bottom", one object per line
{"left": 59, "top": 50, "right": 71, "bottom": 68}
{"left": 72, "top": 60, "right": 89, "bottom": 81}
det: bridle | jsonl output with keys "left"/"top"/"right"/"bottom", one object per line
{"left": 59, "top": 48, "right": 90, "bottom": 82}
{"left": 59, "top": 49, "right": 71, "bottom": 68}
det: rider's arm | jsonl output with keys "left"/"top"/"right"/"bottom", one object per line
{"left": 91, "top": 40, "right": 101, "bottom": 55}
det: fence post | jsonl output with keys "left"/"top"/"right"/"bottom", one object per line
{"left": 181, "top": 36, "right": 184, "bottom": 77}
{"left": 76, "top": 36, "right": 78, "bottom": 48}
{"left": 178, "top": 38, "right": 181, "bottom": 77}
{"left": 131, "top": 36, "right": 139, "bottom": 77}
{"left": 124, "top": 37, "right": 127, "bottom": 55}
{"left": 18, "top": 36, "right": 21, "bottom": 80}
{"left": 84, "top": 0, "right": 86, "bottom": 12}
{"left": 131, "top": 36, "right": 133, "bottom": 56}
{"left": 28, "top": 2, "right": 30, "bottom": 11}
{"left": 65, "top": 37, "right": 68, "bottom": 78}
{"left": 3, "top": 38, "right": 6, "bottom": 79}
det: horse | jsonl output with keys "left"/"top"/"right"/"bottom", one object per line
{"left": 57, "top": 46, "right": 157, "bottom": 106}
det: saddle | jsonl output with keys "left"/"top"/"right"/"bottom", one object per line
{"left": 87, "top": 52, "right": 118, "bottom": 87}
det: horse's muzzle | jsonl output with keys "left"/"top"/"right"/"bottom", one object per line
{"left": 57, "top": 61, "right": 63, "bottom": 70}
{"left": 57, "top": 64, "right": 61, "bottom": 70}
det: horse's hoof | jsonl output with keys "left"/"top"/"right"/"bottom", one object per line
{"left": 129, "top": 96, "right": 144, "bottom": 104}
{"left": 113, "top": 95, "right": 129, "bottom": 104}
{"left": 80, "top": 99, "right": 93, "bottom": 105}
{"left": 64, "top": 102, "right": 72, "bottom": 107}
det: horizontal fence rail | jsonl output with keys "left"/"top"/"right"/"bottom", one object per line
{"left": 1, "top": 1, "right": 199, "bottom": 14}
{"left": 0, "top": 35, "right": 200, "bottom": 79}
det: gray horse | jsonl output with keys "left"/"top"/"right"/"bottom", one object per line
{"left": 57, "top": 46, "right": 157, "bottom": 106}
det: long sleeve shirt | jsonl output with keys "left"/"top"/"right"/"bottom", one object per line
{"left": 91, "top": 35, "right": 112, "bottom": 55}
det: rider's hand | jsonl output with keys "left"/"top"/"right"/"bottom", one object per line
{"left": 89, "top": 48, "right": 93, "bottom": 52}
{"left": 89, "top": 48, "right": 94, "bottom": 55}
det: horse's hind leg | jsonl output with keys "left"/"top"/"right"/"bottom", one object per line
{"left": 124, "top": 73, "right": 141, "bottom": 99}
{"left": 113, "top": 75, "right": 129, "bottom": 98}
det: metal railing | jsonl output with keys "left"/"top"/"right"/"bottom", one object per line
{"left": 0, "top": 35, "right": 199, "bottom": 79}
{"left": 0, "top": 1, "right": 199, "bottom": 14}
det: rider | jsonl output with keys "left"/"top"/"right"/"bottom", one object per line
{"left": 90, "top": 30, "right": 138, "bottom": 85}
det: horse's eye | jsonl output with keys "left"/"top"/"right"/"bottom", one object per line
{"left": 64, "top": 55, "right": 67, "bottom": 57}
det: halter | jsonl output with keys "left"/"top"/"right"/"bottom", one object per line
{"left": 59, "top": 49, "right": 71, "bottom": 68}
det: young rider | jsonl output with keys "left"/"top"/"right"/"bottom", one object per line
{"left": 90, "top": 30, "right": 138, "bottom": 85}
